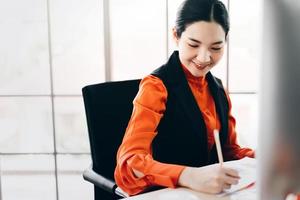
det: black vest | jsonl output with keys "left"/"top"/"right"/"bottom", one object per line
{"left": 151, "top": 51, "right": 229, "bottom": 167}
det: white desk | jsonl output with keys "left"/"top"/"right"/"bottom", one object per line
{"left": 123, "top": 186, "right": 257, "bottom": 200}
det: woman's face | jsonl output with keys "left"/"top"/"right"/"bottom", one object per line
{"left": 174, "top": 21, "right": 226, "bottom": 77}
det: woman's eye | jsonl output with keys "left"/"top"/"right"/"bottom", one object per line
{"left": 188, "top": 44, "right": 198, "bottom": 48}
{"left": 211, "top": 47, "right": 222, "bottom": 51}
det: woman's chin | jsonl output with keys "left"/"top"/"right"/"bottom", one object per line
{"left": 195, "top": 67, "right": 211, "bottom": 76}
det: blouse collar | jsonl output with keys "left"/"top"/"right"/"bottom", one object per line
{"left": 180, "top": 63, "right": 207, "bottom": 86}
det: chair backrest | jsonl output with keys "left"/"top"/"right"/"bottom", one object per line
{"left": 82, "top": 79, "right": 140, "bottom": 182}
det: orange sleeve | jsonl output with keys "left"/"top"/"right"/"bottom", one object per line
{"left": 222, "top": 91, "right": 255, "bottom": 160}
{"left": 114, "top": 75, "right": 185, "bottom": 196}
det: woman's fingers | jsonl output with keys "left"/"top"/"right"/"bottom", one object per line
{"left": 223, "top": 183, "right": 232, "bottom": 190}
{"left": 220, "top": 167, "right": 240, "bottom": 186}
{"left": 223, "top": 174, "right": 239, "bottom": 185}
{"left": 223, "top": 167, "right": 240, "bottom": 178}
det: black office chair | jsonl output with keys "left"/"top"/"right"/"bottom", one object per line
{"left": 82, "top": 79, "right": 141, "bottom": 200}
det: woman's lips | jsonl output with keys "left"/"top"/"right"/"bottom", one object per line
{"left": 192, "top": 61, "right": 211, "bottom": 70}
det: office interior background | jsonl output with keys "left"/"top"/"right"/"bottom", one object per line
{"left": 0, "top": 0, "right": 262, "bottom": 199}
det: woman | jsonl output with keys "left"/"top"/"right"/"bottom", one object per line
{"left": 114, "top": 0, "right": 254, "bottom": 196}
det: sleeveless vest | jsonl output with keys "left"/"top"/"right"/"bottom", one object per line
{"left": 151, "top": 51, "right": 229, "bottom": 167}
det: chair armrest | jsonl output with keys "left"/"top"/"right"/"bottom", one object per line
{"left": 82, "top": 164, "right": 128, "bottom": 198}
{"left": 82, "top": 165, "right": 115, "bottom": 193}
{"left": 115, "top": 186, "right": 129, "bottom": 198}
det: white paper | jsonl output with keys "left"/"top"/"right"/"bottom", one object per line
{"left": 219, "top": 157, "right": 256, "bottom": 196}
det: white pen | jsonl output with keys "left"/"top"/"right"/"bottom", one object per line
{"left": 213, "top": 129, "right": 224, "bottom": 166}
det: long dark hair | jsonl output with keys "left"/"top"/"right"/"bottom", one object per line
{"left": 175, "top": 0, "right": 229, "bottom": 38}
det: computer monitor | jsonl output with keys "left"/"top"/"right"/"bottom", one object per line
{"left": 259, "top": 0, "right": 300, "bottom": 199}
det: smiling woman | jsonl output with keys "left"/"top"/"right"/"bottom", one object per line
{"left": 174, "top": 21, "right": 225, "bottom": 77}
{"left": 114, "top": 0, "right": 254, "bottom": 196}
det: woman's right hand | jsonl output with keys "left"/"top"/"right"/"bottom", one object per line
{"left": 178, "top": 164, "right": 240, "bottom": 194}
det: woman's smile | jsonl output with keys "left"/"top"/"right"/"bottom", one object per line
{"left": 192, "top": 60, "right": 212, "bottom": 70}
{"left": 176, "top": 21, "right": 225, "bottom": 77}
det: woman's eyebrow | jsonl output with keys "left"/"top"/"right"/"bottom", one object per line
{"left": 188, "top": 37, "right": 223, "bottom": 45}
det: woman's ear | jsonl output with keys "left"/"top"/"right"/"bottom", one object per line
{"left": 172, "top": 27, "right": 179, "bottom": 46}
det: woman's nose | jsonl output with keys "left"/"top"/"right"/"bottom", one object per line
{"left": 196, "top": 49, "right": 211, "bottom": 64}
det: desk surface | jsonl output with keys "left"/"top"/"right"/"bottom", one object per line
{"left": 123, "top": 186, "right": 257, "bottom": 200}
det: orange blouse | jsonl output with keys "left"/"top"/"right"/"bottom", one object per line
{"left": 114, "top": 66, "right": 254, "bottom": 195}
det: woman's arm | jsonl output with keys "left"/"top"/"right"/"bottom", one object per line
{"left": 114, "top": 75, "right": 185, "bottom": 196}
{"left": 222, "top": 91, "right": 255, "bottom": 160}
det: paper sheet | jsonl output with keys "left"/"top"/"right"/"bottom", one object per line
{"left": 218, "top": 157, "right": 256, "bottom": 196}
